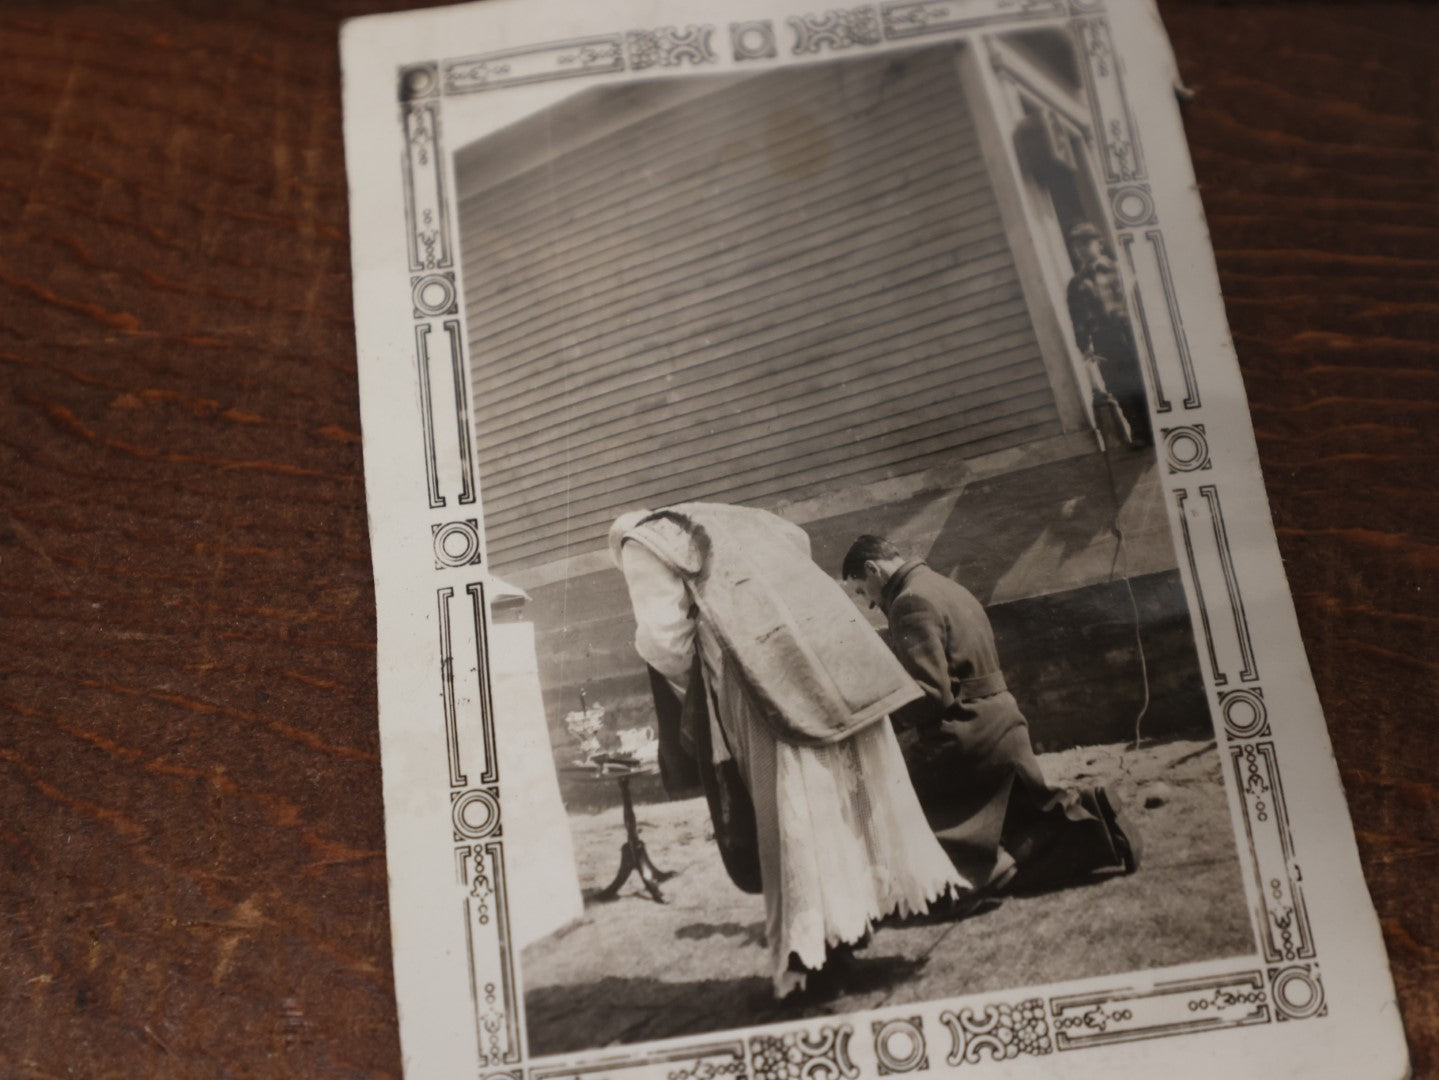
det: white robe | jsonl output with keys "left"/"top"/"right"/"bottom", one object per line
{"left": 620, "top": 542, "right": 967, "bottom": 996}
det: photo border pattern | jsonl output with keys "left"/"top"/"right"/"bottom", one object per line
{"left": 390, "top": 0, "right": 1323, "bottom": 1071}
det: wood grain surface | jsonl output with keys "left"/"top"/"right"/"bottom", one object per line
{"left": 0, "top": 2, "right": 1433, "bottom": 1077}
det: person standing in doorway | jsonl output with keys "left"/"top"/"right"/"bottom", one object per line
{"left": 1066, "top": 221, "right": 1153, "bottom": 448}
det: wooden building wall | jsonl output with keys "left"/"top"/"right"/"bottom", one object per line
{"left": 457, "top": 46, "right": 1063, "bottom": 576}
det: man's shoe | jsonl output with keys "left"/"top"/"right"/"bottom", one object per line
{"left": 1095, "top": 785, "right": 1142, "bottom": 873}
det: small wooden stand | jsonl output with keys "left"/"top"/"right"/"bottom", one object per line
{"left": 596, "top": 772, "right": 676, "bottom": 903}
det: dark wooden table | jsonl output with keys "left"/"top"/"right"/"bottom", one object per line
{"left": 1, "top": 2, "right": 1433, "bottom": 1076}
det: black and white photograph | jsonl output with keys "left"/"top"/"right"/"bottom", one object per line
{"left": 452, "top": 34, "right": 1249, "bottom": 1056}
{"left": 337, "top": 1, "right": 1411, "bottom": 1076}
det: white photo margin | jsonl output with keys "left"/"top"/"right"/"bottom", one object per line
{"left": 340, "top": 1, "right": 1408, "bottom": 1077}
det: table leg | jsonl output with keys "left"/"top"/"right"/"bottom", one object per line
{"left": 595, "top": 774, "right": 675, "bottom": 903}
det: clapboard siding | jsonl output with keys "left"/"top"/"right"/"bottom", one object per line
{"left": 459, "top": 46, "right": 1061, "bottom": 573}
{"left": 478, "top": 254, "right": 1024, "bottom": 457}
{"left": 469, "top": 178, "right": 1002, "bottom": 378}
{"left": 461, "top": 56, "right": 959, "bottom": 290}
{"left": 484, "top": 304, "right": 1036, "bottom": 484}
{"left": 464, "top": 117, "right": 986, "bottom": 334}
{"left": 484, "top": 370, "right": 1052, "bottom": 550}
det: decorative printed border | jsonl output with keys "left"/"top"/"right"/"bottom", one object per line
{"left": 1072, "top": 16, "right": 1143, "bottom": 182}
{"left": 444, "top": 37, "right": 626, "bottom": 94}
{"left": 752, "top": 1024, "right": 858, "bottom": 1080}
{"left": 872, "top": 1017, "right": 929, "bottom": 1074}
{"left": 1233, "top": 743, "right": 1315, "bottom": 962}
{"left": 458, "top": 840, "right": 521, "bottom": 1065}
{"left": 388, "top": 0, "right": 1330, "bottom": 1070}
{"left": 1050, "top": 972, "right": 1269, "bottom": 1050}
{"left": 531, "top": 1041, "right": 748, "bottom": 1080}
{"left": 414, "top": 323, "right": 445, "bottom": 509}
{"left": 1174, "top": 484, "right": 1259, "bottom": 688}
{"left": 787, "top": 8, "right": 883, "bottom": 54}
{"left": 1220, "top": 686, "right": 1269, "bottom": 740}
{"left": 1161, "top": 424, "right": 1210, "bottom": 474}
{"left": 466, "top": 581, "right": 501, "bottom": 787}
{"left": 436, "top": 585, "right": 469, "bottom": 788}
{"left": 882, "top": 0, "right": 1065, "bottom": 41}
{"left": 412, "top": 271, "right": 458, "bottom": 318}
{"left": 453, "top": 787, "right": 502, "bottom": 841}
{"left": 731, "top": 20, "right": 779, "bottom": 60}
{"left": 433, "top": 519, "right": 483, "bottom": 569}
{"left": 1269, "top": 964, "right": 1325, "bottom": 1021}
{"left": 940, "top": 999, "right": 1052, "bottom": 1064}
{"left": 627, "top": 25, "right": 720, "bottom": 68}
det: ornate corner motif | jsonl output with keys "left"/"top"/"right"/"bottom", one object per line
{"left": 453, "top": 787, "right": 502, "bottom": 841}
{"left": 1269, "top": 965, "right": 1326, "bottom": 1021}
{"left": 626, "top": 26, "right": 719, "bottom": 69}
{"left": 1161, "top": 424, "right": 1210, "bottom": 474}
{"left": 433, "top": 519, "right": 483, "bottom": 569}
{"left": 873, "top": 1017, "right": 928, "bottom": 1074}
{"left": 399, "top": 62, "right": 440, "bottom": 102}
{"left": 1109, "top": 182, "right": 1155, "bottom": 228}
{"left": 750, "top": 1025, "right": 858, "bottom": 1080}
{"left": 413, "top": 271, "right": 458, "bottom": 318}
{"left": 786, "top": 8, "right": 882, "bottom": 55}
{"left": 730, "top": 20, "right": 778, "bottom": 60}
{"left": 940, "top": 999, "right": 1052, "bottom": 1064}
{"left": 1220, "top": 687, "right": 1269, "bottom": 740}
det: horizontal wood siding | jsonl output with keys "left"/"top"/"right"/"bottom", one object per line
{"left": 459, "top": 47, "right": 1060, "bottom": 573}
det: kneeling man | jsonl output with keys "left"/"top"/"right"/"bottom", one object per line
{"left": 841, "top": 535, "right": 1139, "bottom": 892}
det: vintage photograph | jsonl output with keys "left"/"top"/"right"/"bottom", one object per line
{"left": 451, "top": 34, "right": 1253, "bottom": 1056}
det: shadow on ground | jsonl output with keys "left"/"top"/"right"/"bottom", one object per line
{"left": 525, "top": 956, "right": 931, "bottom": 1056}
{"left": 522, "top": 738, "right": 1253, "bottom": 1058}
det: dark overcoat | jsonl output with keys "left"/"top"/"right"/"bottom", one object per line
{"left": 880, "top": 559, "right": 1121, "bottom": 884}
{"left": 881, "top": 559, "right": 1027, "bottom": 759}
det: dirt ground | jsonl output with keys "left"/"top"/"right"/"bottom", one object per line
{"left": 522, "top": 738, "right": 1253, "bottom": 1058}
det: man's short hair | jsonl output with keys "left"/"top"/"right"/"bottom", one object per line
{"left": 841, "top": 534, "right": 902, "bottom": 580}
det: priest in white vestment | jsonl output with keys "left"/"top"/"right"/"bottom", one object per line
{"left": 609, "top": 503, "right": 970, "bottom": 997}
